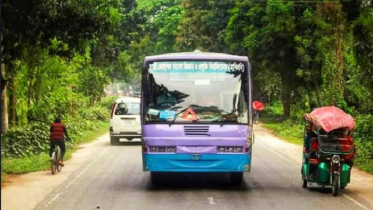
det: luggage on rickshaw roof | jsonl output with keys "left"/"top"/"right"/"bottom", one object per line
{"left": 303, "top": 106, "right": 355, "bottom": 133}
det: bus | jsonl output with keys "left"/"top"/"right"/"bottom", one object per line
{"left": 140, "top": 51, "right": 254, "bottom": 185}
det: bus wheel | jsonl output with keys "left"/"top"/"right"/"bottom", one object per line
{"left": 230, "top": 172, "right": 243, "bottom": 185}
{"left": 151, "top": 172, "right": 161, "bottom": 185}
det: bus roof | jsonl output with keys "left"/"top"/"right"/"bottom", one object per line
{"left": 143, "top": 51, "right": 249, "bottom": 63}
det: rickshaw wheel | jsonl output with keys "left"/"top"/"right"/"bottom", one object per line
{"left": 302, "top": 177, "right": 307, "bottom": 188}
{"left": 332, "top": 174, "right": 339, "bottom": 196}
{"left": 340, "top": 186, "right": 345, "bottom": 189}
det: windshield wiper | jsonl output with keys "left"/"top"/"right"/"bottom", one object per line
{"left": 211, "top": 119, "right": 239, "bottom": 127}
{"left": 168, "top": 106, "right": 194, "bottom": 127}
{"left": 211, "top": 109, "right": 239, "bottom": 127}
{"left": 210, "top": 119, "right": 225, "bottom": 127}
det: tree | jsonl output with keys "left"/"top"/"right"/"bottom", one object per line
{"left": 175, "top": 0, "right": 234, "bottom": 52}
{"left": 226, "top": 0, "right": 300, "bottom": 117}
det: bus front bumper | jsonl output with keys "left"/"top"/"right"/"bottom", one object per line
{"left": 143, "top": 154, "right": 251, "bottom": 172}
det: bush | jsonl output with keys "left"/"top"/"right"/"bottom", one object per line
{"left": 1, "top": 122, "right": 50, "bottom": 159}
{"left": 79, "top": 106, "right": 109, "bottom": 121}
{"left": 97, "top": 96, "right": 117, "bottom": 110}
{"left": 1, "top": 104, "right": 110, "bottom": 159}
{"left": 353, "top": 115, "right": 373, "bottom": 172}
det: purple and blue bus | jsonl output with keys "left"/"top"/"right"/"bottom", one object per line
{"left": 141, "top": 51, "right": 254, "bottom": 185}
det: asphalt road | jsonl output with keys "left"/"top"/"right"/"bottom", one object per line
{"left": 30, "top": 126, "right": 372, "bottom": 210}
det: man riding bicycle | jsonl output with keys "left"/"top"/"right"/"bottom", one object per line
{"left": 50, "top": 117, "right": 68, "bottom": 166}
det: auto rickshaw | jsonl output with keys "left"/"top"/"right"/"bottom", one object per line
{"left": 301, "top": 106, "right": 356, "bottom": 196}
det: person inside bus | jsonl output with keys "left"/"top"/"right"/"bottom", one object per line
{"left": 156, "top": 87, "right": 177, "bottom": 107}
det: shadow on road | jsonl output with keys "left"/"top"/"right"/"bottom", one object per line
{"left": 307, "top": 186, "right": 336, "bottom": 195}
{"left": 145, "top": 172, "right": 250, "bottom": 192}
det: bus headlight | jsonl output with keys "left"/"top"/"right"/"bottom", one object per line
{"left": 150, "top": 147, "right": 157, "bottom": 152}
{"left": 218, "top": 147, "right": 225, "bottom": 153}
{"left": 157, "top": 147, "right": 166, "bottom": 152}
{"left": 217, "top": 146, "right": 243, "bottom": 153}
{"left": 148, "top": 146, "right": 176, "bottom": 153}
{"left": 167, "top": 147, "right": 176, "bottom": 153}
{"left": 234, "top": 147, "right": 242, "bottom": 153}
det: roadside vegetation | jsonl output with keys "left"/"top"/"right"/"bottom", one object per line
{"left": 1, "top": 0, "right": 372, "bottom": 177}
{"left": 1, "top": 97, "right": 115, "bottom": 183}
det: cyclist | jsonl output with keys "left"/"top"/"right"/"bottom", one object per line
{"left": 50, "top": 117, "right": 69, "bottom": 166}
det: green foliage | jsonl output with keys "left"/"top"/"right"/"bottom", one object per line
{"left": 175, "top": 0, "right": 234, "bottom": 52}
{"left": 79, "top": 106, "right": 109, "bottom": 121}
{"left": 353, "top": 115, "right": 373, "bottom": 173}
{"left": 1, "top": 171, "right": 7, "bottom": 183}
{"left": 1, "top": 154, "right": 51, "bottom": 175}
{"left": 1, "top": 121, "right": 109, "bottom": 177}
{"left": 260, "top": 102, "right": 303, "bottom": 145}
{"left": 1, "top": 123, "right": 50, "bottom": 159}
{"left": 98, "top": 96, "right": 118, "bottom": 110}
{"left": 2, "top": 0, "right": 373, "bottom": 174}
{"left": 1, "top": 104, "right": 110, "bottom": 159}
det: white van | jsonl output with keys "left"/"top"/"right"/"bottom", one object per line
{"left": 109, "top": 97, "right": 141, "bottom": 145}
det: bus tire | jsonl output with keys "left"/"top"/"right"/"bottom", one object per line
{"left": 151, "top": 172, "right": 161, "bottom": 185}
{"left": 230, "top": 172, "right": 243, "bottom": 185}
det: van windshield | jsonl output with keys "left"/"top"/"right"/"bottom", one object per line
{"left": 115, "top": 102, "right": 140, "bottom": 115}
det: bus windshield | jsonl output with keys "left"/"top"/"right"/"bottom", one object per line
{"left": 143, "top": 61, "right": 248, "bottom": 124}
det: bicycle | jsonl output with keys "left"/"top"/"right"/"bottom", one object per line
{"left": 50, "top": 137, "right": 69, "bottom": 175}
{"left": 51, "top": 143, "right": 63, "bottom": 175}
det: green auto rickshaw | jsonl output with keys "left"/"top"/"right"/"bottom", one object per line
{"left": 301, "top": 106, "right": 356, "bottom": 196}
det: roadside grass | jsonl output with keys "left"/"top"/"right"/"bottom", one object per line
{"left": 355, "top": 159, "right": 373, "bottom": 174}
{"left": 262, "top": 121, "right": 303, "bottom": 145}
{"left": 1, "top": 121, "right": 109, "bottom": 183}
{"left": 260, "top": 102, "right": 304, "bottom": 145}
{"left": 1, "top": 171, "right": 7, "bottom": 184}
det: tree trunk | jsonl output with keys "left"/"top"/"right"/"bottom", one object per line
{"left": 1, "top": 69, "right": 6, "bottom": 95}
{"left": 1, "top": 85, "right": 8, "bottom": 134}
{"left": 8, "top": 79, "right": 16, "bottom": 125}
{"left": 314, "top": 79, "right": 322, "bottom": 107}
{"left": 27, "top": 71, "right": 33, "bottom": 108}
{"left": 280, "top": 73, "right": 291, "bottom": 118}
{"left": 1, "top": 64, "right": 8, "bottom": 134}
{"left": 282, "top": 91, "right": 291, "bottom": 118}
{"left": 252, "top": 79, "right": 259, "bottom": 101}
